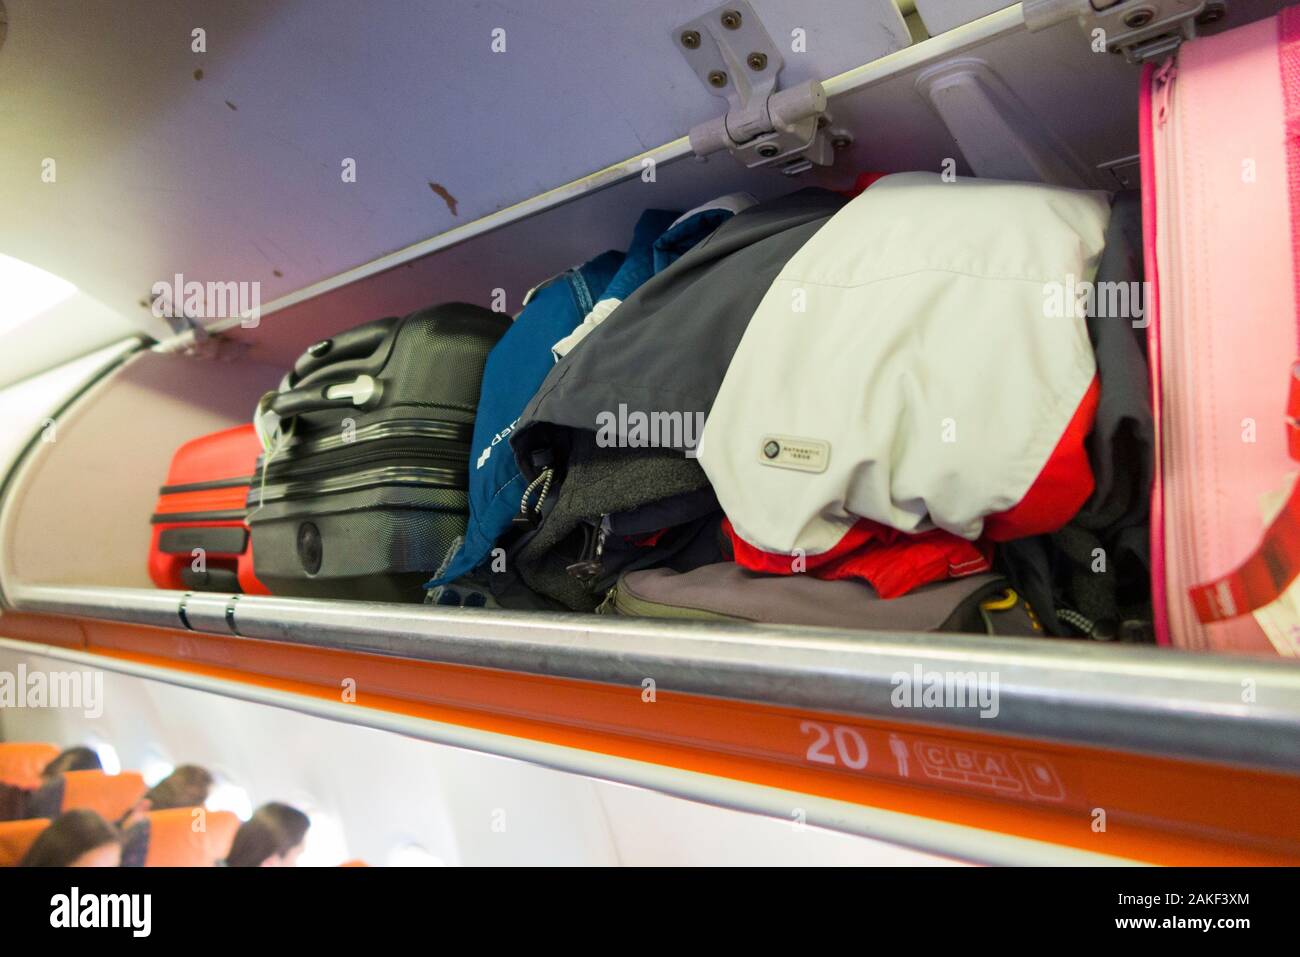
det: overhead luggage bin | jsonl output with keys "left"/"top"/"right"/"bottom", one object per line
{"left": 0, "top": 0, "right": 1297, "bottom": 868}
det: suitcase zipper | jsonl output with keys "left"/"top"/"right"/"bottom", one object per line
{"left": 285, "top": 417, "right": 470, "bottom": 453}
{"left": 595, "top": 585, "right": 619, "bottom": 614}
{"left": 260, "top": 441, "right": 467, "bottom": 481}
{"left": 257, "top": 419, "right": 471, "bottom": 480}
{"left": 1153, "top": 58, "right": 1176, "bottom": 128}
{"left": 596, "top": 579, "right": 737, "bottom": 620}
{"left": 1152, "top": 55, "right": 1211, "bottom": 650}
{"left": 596, "top": 582, "right": 663, "bottom": 617}
{"left": 248, "top": 462, "right": 467, "bottom": 505}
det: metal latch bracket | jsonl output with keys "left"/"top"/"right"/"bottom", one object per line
{"left": 1024, "top": 0, "right": 1225, "bottom": 64}
{"left": 673, "top": 2, "right": 838, "bottom": 175}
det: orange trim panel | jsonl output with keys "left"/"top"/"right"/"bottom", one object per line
{"left": 2, "top": 611, "right": 1298, "bottom": 865}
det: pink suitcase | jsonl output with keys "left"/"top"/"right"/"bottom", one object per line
{"left": 1144, "top": 7, "right": 1300, "bottom": 655}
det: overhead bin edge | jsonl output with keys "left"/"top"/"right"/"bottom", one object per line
{"left": 6, "top": 583, "right": 1298, "bottom": 776}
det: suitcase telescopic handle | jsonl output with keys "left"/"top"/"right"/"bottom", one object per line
{"left": 289, "top": 317, "right": 395, "bottom": 386}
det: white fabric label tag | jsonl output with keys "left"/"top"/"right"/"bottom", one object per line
{"left": 757, "top": 435, "right": 829, "bottom": 474}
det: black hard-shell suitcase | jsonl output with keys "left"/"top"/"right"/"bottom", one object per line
{"left": 246, "top": 302, "right": 511, "bottom": 601}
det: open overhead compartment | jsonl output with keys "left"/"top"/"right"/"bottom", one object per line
{"left": 1, "top": 1, "right": 1297, "bottom": 867}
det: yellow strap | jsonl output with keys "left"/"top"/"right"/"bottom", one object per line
{"left": 979, "top": 588, "right": 1019, "bottom": 612}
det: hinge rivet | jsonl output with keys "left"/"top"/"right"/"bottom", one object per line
{"left": 708, "top": 70, "right": 728, "bottom": 87}
{"left": 681, "top": 30, "right": 700, "bottom": 49}
{"left": 721, "top": 10, "right": 742, "bottom": 29}
{"left": 747, "top": 51, "right": 767, "bottom": 71}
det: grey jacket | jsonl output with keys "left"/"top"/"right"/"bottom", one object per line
{"left": 510, "top": 187, "right": 847, "bottom": 474}
{"left": 495, "top": 187, "right": 846, "bottom": 611}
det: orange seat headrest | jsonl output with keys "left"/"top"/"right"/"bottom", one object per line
{"left": 0, "top": 743, "right": 61, "bottom": 789}
{"left": 142, "top": 808, "right": 239, "bottom": 867}
{"left": 0, "top": 818, "right": 51, "bottom": 867}
{"left": 60, "top": 770, "right": 146, "bottom": 822}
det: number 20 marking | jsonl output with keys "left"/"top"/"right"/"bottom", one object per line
{"left": 801, "top": 720, "right": 869, "bottom": 770}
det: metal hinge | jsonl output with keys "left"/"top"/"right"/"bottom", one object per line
{"left": 673, "top": 2, "right": 846, "bottom": 175}
{"left": 151, "top": 320, "right": 250, "bottom": 360}
{"left": 1024, "top": 0, "right": 1227, "bottom": 64}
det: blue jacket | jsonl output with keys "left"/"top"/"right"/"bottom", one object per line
{"left": 430, "top": 205, "right": 738, "bottom": 587}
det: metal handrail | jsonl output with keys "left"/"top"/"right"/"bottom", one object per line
{"left": 7, "top": 582, "right": 1299, "bottom": 775}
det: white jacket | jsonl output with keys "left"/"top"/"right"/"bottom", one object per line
{"left": 697, "top": 171, "right": 1111, "bottom": 555}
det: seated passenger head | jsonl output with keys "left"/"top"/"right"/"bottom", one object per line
{"left": 20, "top": 810, "right": 123, "bottom": 867}
{"left": 41, "top": 746, "right": 102, "bottom": 779}
{"left": 226, "top": 802, "right": 310, "bottom": 867}
{"left": 120, "top": 764, "right": 215, "bottom": 827}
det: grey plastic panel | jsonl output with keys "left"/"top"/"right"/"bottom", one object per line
{"left": 915, "top": 0, "right": 1013, "bottom": 35}
{"left": 185, "top": 7, "right": 1159, "bottom": 367}
{"left": 0, "top": 349, "right": 281, "bottom": 591}
{"left": 0, "top": 0, "right": 909, "bottom": 342}
{"left": 0, "top": 340, "right": 138, "bottom": 492}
